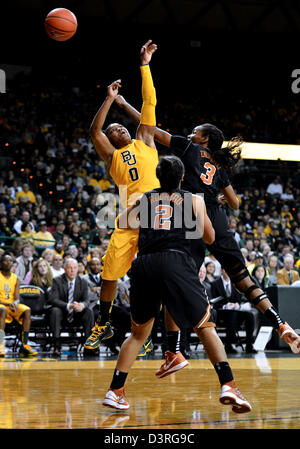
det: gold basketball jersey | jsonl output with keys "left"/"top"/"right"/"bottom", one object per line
{"left": 110, "top": 139, "right": 160, "bottom": 208}
{"left": 0, "top": 272, "right": 17, "bottom": 304}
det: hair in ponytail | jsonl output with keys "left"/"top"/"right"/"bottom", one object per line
{"left": 156, "top": 156, "right": 185, "bottom": 191}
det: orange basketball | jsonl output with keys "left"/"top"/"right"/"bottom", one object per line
{"left": 45, "top": 8, "right": 77, "bottom": 41}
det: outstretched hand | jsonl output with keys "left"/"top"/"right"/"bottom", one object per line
{"left": 107, "top": 79, "right": 122, "bottom": 99}
{"left": 140, "top": 39, "right": 157, "bottom": 65}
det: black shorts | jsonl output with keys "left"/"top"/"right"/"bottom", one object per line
{"left": 191, "top": 205, "right": 246, "bottom": 273}
{"left": 129, "top": 250, "right": 215, "bottom": 330}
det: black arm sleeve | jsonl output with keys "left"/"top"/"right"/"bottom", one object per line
{"left": 170, "top": 135, "right": 193, "bottom": 157}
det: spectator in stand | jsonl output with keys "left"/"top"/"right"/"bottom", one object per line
{"left": 277, "top": 254, "right": 300, "bottom": 285}
{"left": 34, "top": 221, "right": 55, "bottom": 249}
{"left": 16, "top": 183, "right": 36, "bottom": 204}
{"left": 267, "top": 254, "right": 279, "bottom": 286}
{"left": 61, "top": 234, "right": 71, "bottom": 252}
{"left": 79, "top": 221, "right": 91, "bottom": 242}
{"left": 69, "top": 223, "right": 81, "bottom": 245}
{"left": 198, "top": 264, "right": 212, "bottom": 299}
{"left": 13, "top": 211, "right": 35, "bottom": 236}
{"left": 266, "top": 177, "right": 283, "bottom": 197}
{"left": 0, "top": 214, "right": 15, "bottom": 245}
{"left": 252, "top": 265, "right": 271, "bottom": 291}
{"left": 77, "top": 261, "right": 87, "bottom": 276}
{"left": 42, "top": 248, "right": 54, "bottom": 265}
{"left": 20, "top": 222, "right": 35, "bottom": 239}
{"left": 53, "top": 241, "right": 64, "bottom": 258}
{"left": 78, "top": 238, "right": 89, "bottom": 259}
{"left": 292, "top": 227, "right": 300, "bottom": 249}
{"left": 204, "top": 253, "right": 221, "bottom": 277}
{"left": 205, "top": 261, "right": 217, "bottom": 283}
{"left": 53, "top": 221, "right": 66, "bottom": 242}
{"left": 240, "top": 248, "right": 249, "bottom": 265}
{"left": 51, "top": 254, "right": 64, "bottom": 278}
{"left": 27, "top": 258, "right": 53, "bottom": 295}
{"left": 47, "top": 258, "right": 94, "bottom": 357}
{"left": 15, "top": 243, "right": 33, "bottom": 283}
{"left": 89, "top": 225, "right": 107, "bottom": 246}
{"left": 277, "top": 245, "right": 294, "bottom": 268}
{"left": 262, "top": 244, "right": 272, "bottom": 266}
{"left": 82, "top": 258, "right": 102, "bottom": 321}
{"left": 247, "top": 252, "right": 264, "bottom": 275}
{"left": 47, "top": 216, "right": 58, "bottom": 235}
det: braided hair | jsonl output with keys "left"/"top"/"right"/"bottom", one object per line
{"left": 200, "top": 123, "right": 242, "bottom": 173}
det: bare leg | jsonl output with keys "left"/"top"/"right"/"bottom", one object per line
{"left": 116, "top": 319, "right": 154, "bottom": 373}
{"left": 194, "top": 326, "right": 227, "bottom": 365}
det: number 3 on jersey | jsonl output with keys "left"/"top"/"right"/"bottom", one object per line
{"left": 200, "top": 162, "right": 216, "bottom": 185}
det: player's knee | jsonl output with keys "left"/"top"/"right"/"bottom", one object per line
{"left": 243, "top": 284, "right": 268, "bottom": 306}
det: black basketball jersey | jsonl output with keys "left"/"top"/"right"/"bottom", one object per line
{"left": 138, "top": 188, "right": 198, "bottom": 257}
{"left": 170, "top": 136, "right": 230, "bottom": 207}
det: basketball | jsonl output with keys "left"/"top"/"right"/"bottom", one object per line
{"left": 45, "top": 8, "right": 77, "bottom": 41}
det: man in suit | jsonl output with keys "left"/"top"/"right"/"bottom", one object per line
{"left": 210, "top": 268, "right": 257, "bottom": 354}
{"left": 277, "top": 254, "right": 300, "bottom": 285}
{"left": 47, "top": 258, "right": 94, "bottom": 356}
{"left": 82, "top": 257, "right": 102, "bottom": 321}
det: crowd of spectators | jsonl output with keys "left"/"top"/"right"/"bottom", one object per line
{"left": 1, "top": 82, "right": 300, "bottom": 354}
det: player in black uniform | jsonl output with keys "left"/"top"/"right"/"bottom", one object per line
{"left": 114, "top": 96, "right": 300, "bottom": 355}
{"left": 103, "top": 155, "right": 252, "bottom": 413}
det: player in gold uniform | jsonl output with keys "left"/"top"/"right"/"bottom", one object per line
{"left": 0, "top": 254, "right": 37, "bottom": 357}
{"left": 84, "top": 40, "right": 160, "bottom": 350}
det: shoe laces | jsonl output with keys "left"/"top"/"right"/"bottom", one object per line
{"left": 234, "top": 387, "right": 246, "bottom": 400}
{"left": 89, "top": 324, "right": 105, "bottom": 341}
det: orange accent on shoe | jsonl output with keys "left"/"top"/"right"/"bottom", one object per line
{"left": 155, "top": 351, "right": 189, "bottom": 378}
{"left": 103, "top": 387, "right": 130, "bottom": 410}
{"left": 277, "top": 322, "right": 300, "bottom": 354}
{"left": 220, "top": 381, "right": 252, "bottom": 413}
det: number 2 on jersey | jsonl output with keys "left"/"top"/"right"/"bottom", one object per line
{"left": 154, "top": 205, "right": 173, "bottom": 230}
{"left": 200, "top": 162, "right": 216, "bottom": 185}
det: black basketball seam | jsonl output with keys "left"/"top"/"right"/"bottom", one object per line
{"left": 46, "top": 15, "right": 77, "bottom": 26}
{"left": 45, "top": 23, "right": 75, "bottom": 33}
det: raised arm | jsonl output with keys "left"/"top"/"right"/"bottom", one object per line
{"left": 89, "top": 80, "right": 121, "bottom": 167}
{"left": 135, "top": 40, "right": 158, "bottom": 148}
{"left": 116, "top": 94, "right": 172, "bottom": 148}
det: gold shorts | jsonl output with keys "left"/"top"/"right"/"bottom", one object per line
{"left": 0, "top": 303, "right": 30, "bottom": 324}
{"left": 101, "top": 226, "right": 139, "bottom": 281}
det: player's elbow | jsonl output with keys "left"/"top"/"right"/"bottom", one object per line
{"left": 89, "top": 125, "right": 96, "bottom": 137}
{"left": 203, "top": 228, "right": 215, "bottom": 245}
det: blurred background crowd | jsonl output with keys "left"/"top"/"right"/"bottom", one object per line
{"left": 0, "top": 53, "right": 300, "bottom": 357}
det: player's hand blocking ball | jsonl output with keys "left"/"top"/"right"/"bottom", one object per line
{"left": 45, "top": 8, "right": 77, "bottom": 41}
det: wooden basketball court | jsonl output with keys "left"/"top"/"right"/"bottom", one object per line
{"left": 0, "top": 352, "right": 299, "bottom": 430}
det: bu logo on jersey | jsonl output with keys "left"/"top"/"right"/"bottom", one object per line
{"left": 120, "top": 150, "right": 136, "bottom": 166}
{"left": 120, "top": 150, "right": 139, "bottom": 182}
